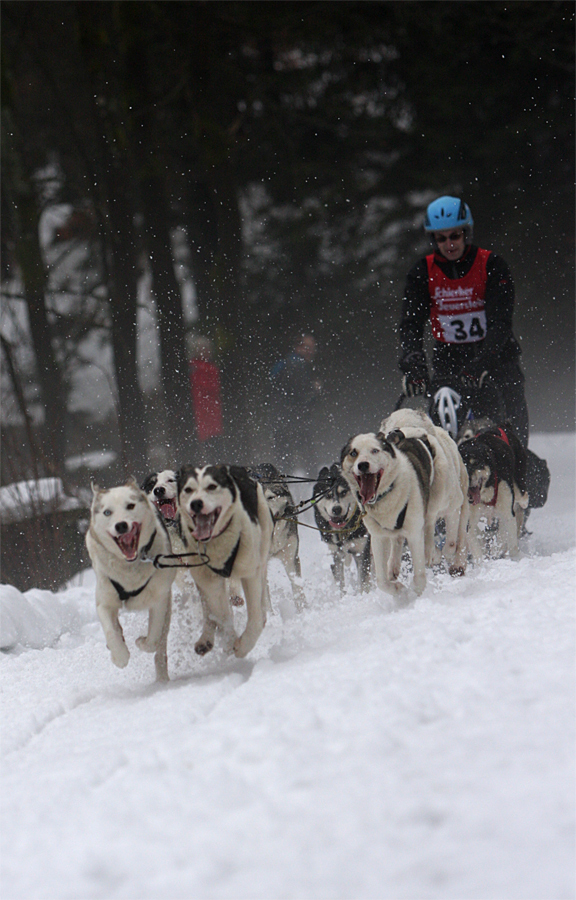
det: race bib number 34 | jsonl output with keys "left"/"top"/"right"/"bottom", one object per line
{"left": 437, "top": 311, "right": 487, "bottom": 343}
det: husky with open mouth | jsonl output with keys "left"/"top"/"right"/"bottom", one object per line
{"left": 341, "top": 432, "right": 433, "bottom": 596}
{"left": 313, "top": 463, "right": 371, "bottom": 592}
{"left": 142, "top": 468, "right": 245, "bottom": 608}
{"left": 141, "top": 469, "right": 179, "bottom": 524}
{"left": 458, "top": 431, "right": 528, "bottom": 560}
{"left": 86, "top": 478, "right": 175, "bottom": 680}
{"left": 177, "top": 465, "right": 274, "bottom": 658}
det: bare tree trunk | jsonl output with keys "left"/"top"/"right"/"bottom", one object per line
{"left": 103, "top": 167, "right": 150, "bottom": 478}
{"left": 4, "top": 136, "right": 67, "bottom": 476}
{"left": 141, "top": 175, "right": 198, "bottom": 459}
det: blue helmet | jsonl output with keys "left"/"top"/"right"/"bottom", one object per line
{"left": 424, "top": 196, "right": 473, "bottom": 233}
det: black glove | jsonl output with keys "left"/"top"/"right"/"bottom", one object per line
{"left": 400, "top": 352, "right": 430, "bottom": 397}
{"left": 402, "top": 373, "right": 430, "bottom": 397}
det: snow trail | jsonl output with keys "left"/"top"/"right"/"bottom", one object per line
{"left": 1, "top": 433, "right": 574, "bottom": 900}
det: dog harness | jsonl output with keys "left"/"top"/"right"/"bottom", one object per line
{"left": 204, "top": 536, "right": 241, "bottom": 578}
{"left": 109, "top": 575, "right": 153, "bottom": 603}
{"left": 395, "top": 503, "right": 408, "bottom": 530}
{"left": 108, "top": 529, "right": 157, "bottom": 602}
{"left": 326, "top": 505, "right": 367, "bottom": 544}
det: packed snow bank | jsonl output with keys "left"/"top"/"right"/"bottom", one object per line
{"left": 0, "top": 577, "right": 95, "bottom": 650}
{"left": 0, "top": 432, "right": 574, "bottom": 900}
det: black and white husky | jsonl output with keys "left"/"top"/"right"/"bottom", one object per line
{"left": 341, "top": 432, "right": 434, "bottom": 596}
{"left": 142, "top": 468, "right": 245, "bottom": 607}
{"left": 313, "top": 463, "right": 371, "bottom": 592}
{"left": 458, "top": 429, "right": 529, "bottom": 560}
{"left": 85, "top": 478, "right": 175, "bottom": 681}
{"left": 177, "top": 465, "right": 274, "bottom": 658}
{"left": 141, "top": 469, "right": 179, "bottom": 524}
{"left": 248, "top": 463, "right": 306, "bottom": 610}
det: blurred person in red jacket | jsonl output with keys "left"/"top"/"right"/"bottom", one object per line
{"left": 188, "top": 336, "right": 225, "bottom": 462}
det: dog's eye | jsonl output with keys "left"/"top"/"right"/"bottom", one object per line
{"left": 207, "top": 484, "right": 217, "bottom": 491}
{"left": 103, "top": 509, "right": 112, "bottom": 517}
{"left": 126, "top": 503, "right": 135, "bottom": 510}
{"left": 184, "top": 487, "right": 192, "bottom": 494}
{"left": 371, "top": 448, "right": 379, "bottom": 455}
{"left": 349, "top": 449, "right": 358, "bottom": 459}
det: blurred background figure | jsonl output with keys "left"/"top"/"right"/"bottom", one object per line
{"left": 269, "top": 332, "right": 322, "bottom": 475}
{"left": 188, "top": 335, "right": 225, "bottom": 462}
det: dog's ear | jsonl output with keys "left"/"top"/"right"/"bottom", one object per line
{"left": 376, "top": 431, "right": 398, "bottom": 453}
{"left": 90, "top": 478, "right": 100, "bottom": 495}
{"left": 125, "top": 475, "right": 138, "bottom": 488}
{"left": 340, "top": 439, "right": 354, "bottom": 464}
{"left": 140, "top": 473, "right": 156, "bottom": 492}
{"left": 317, "top": 466, "right": 330, "bottom": 480}
{"left": 176, "top": 466, "right": 194, "bottom": 493}
{"left": 378, "top": 428, "right": 406, "bottom": 444}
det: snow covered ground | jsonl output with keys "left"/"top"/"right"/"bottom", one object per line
{"left": 1, "top": 433, "right": 574, "bottom": 900}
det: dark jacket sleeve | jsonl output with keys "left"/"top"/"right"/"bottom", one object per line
{"left": 474, "top": 252, "right": 519, "bottom": 368}
{"left": 398, "top": 259, "right": 431, "bottom": 371}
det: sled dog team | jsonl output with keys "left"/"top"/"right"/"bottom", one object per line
{"left": 86, "top": 409, "right": 533, "bottom": 681}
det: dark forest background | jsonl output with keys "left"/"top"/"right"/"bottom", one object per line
{"left": 2, "top": 0, "right": 574, "bottom": 489}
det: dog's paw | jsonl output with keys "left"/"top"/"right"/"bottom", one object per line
{"left": 110, "top": 644, "right": 130, "bottom": 668}
{"left": 194, "top": 639, "right": 214, "bottom": 656}
{"left": 448, "top": 564, "right": 466, "bottom": 577}
{"left": 233, "top": 635, "right": 249, "bottom": 658}
{"left": 136, "top": 635, "right": 158, "bottom": 653}
{"left": 230, "top": 594, "right": 245, "bottom": 607}
{"left": 233, "top": 632, "right": 258, "bottom": 658}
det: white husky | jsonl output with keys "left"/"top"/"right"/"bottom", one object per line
{"left": 86, "top": 478, "right": 175, "bottom": 681}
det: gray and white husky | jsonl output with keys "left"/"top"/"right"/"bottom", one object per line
{"left": 248, "top": 463, "right": 306, "bottom": 610}
{"left": 313, "top": 463, "right": 371, "bottom": 592}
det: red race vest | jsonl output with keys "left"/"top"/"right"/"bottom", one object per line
{"left": 427, "top": 247, "right": 490, "bottom": 343}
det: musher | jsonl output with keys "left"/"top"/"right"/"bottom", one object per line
{"left": 398, "top": 195, "right": 529, "bottom": 446}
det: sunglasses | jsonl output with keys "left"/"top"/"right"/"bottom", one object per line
{"left": 435, "top": 230, "right": 465, "bottom": 243}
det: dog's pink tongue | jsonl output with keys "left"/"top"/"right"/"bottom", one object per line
{"left": 159, "top": 499, "right": 176, "bottom": 520}
{"left": 358, "top": 473, "right": 378, "bottom": 505}
{"left": 193, "top": 512, "right": 217, "bottom": 542}
{"left": 116, "top": 523, "right": 140, "bottom": 560}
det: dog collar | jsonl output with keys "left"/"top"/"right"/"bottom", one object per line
{"left": 109, "top": 575, "right": 153, "bottom": 603}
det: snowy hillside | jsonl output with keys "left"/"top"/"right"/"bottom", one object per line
{"left": 1, "top": 433, "right": 574, "bottom": 900}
